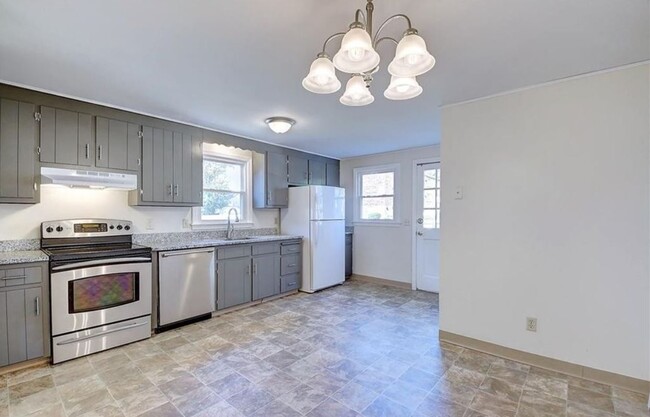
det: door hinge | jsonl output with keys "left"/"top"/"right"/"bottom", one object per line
{"left": 140, "top": 189, "right": 144, "bottom": 196}
{"left": 137, "top": 130, "right": 144, "bottom": 139}
{"left": 36, "top": 146, "right": 41, "bottom": 155}
{"left": 33, "top": 112, "right": 41, "bottom": 122}
{"left": 137, "top": 158, "right": 141, "bottom": 166}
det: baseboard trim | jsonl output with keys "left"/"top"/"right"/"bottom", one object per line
{"left": 350, "top": 274, "right": 412, "bottom": 289}
{"left": 0, "top": 357, "right": 50, "bottom": 377}
{"left": 440, "top": 330, "right": 649, "bottom": 395}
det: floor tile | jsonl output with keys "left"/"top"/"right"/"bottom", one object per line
{"left": 208, "top": 373, "right": 252, "bottom": 399}
{"left": 117, "top": 386, "right": 168, "bottom": 417}
{"left": 567, "top": 385, "right": 614, "bottom": 414}
{"left": 192, "top": 400, "right": 245, "bottom": 417}
{"left": 382, "top": 379, "right": 429, "bottom": 411}
{"left": 362, "top": 395, "right": 411, "bottom": 417}
{"left": 468, "top": 391, "right": 518, "bottom": 417}
{"left": 278, "top": 384, "right": 329, "bottom": 415}
{"left": 415, "top": 393, "right": 467, "bottom": 417}
{"left": 158, "top": 373, "right": 204, "bottom": 402}
{"left": 430, "top": 379, "right": 477, "bottom": 406}
{"left": 249, "top": 400, "right": 302, "bottom": 417}
{"left": 172, "top": 386, "right": 221, "bottom": 417}
{"left": 226, "top": 385, "right": 275, "bottom": 416}
{"left": 478, "top": 376, "right": 522, "bottom": 403}
{"left": 331, "top": 381, "right": 380, "bottom": 412}
{"left": 306, "top": 398, "right": 360, "bottom": 417}
{"left": 137, "top": 402, "right": 183, "bottom": 417}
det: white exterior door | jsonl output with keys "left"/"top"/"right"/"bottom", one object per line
{"left": 416, "top": 162, "right": 440, "bottom": 292}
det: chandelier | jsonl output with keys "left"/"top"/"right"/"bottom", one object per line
{"left": 302, "top": 0, "right": 435, "bottom": 106}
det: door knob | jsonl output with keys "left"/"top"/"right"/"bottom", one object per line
{"left": 417, "top": 218, "right": 424, "bottom": 224}
{"left": 417, "top": 231, "right": 423, "bottom": 236}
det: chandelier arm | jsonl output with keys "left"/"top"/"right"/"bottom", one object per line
{"left": 374, "top": 36, "right": 399, "bottom": 49}
{"left": 320, "top": 32, "right": 346, "bottom": 55}
{"left": 372, "top": 14, "right": 413, "bottom": 44}
{"left": 354, "top": 9, "right": 367, "bottom": 25}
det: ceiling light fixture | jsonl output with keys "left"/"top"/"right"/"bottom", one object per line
{"left": 265, "top": 117, "right": 296, "bottom": 134}
{"left": 303, "top": 0, "right": 435, "bottom": 106}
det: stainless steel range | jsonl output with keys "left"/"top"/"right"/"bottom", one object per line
{"left": 41, "top": 219, "right": 152, "bottom": 364}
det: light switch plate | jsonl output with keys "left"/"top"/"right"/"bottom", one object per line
{"left": 455, "top": 186, "right": 463, "bottom": 200}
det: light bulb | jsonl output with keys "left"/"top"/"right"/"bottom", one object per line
{"left": 396, "top": 84, "right": 410, "bottom": 93}
{"left": 348, "top": 47, "right": 365, "bottom": 62}
{"left": 314, "top": 74, "right": 329, "bottom": 86}
{"left": 406, "top": 54, "right": 423, "bottom": 65}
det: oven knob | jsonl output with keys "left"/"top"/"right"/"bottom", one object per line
{"left": 109, "top": 225, "right": 115, "bottom": 230}
{"left": 124, "top": 225, "right": 131, "bottom": 231}
{"left": 55, "top": 226, "right": 63, "bottom": 232}
{"left": 45, "top": 227, "right": 53, "bottom": 233}
{"left": 116, "top": 225, "right": 123, "bottom": 230}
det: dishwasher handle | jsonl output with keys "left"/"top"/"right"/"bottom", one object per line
{"left": 161, "top": 248, "right": 215, "bottom": 258}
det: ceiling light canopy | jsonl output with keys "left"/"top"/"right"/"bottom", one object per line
{"left": 265, "top": 117, "right": 295, "bottom": 134}
{"left": 303, "top": 0, "right": 436, "bottom": 106}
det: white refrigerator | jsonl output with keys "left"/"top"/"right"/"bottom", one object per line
{"left": 281, "top": 185, "right": 346, "bottom": 293}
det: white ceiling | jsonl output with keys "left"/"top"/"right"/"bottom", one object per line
{"left": 0, "top": 1, "right": 648, "bottom": 158}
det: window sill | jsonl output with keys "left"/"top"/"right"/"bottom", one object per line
{"left": 191, "top": 222, "right": 256, "bottom": 231}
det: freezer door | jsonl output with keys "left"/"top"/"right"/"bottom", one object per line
{"left": 309, "top": 220, "right": 345, "bottom": 291}
{"left": 310, "top": 186, "right": 345, "bottom": 220}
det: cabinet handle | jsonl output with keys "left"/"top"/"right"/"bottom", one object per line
{"left": 85, "top": 143, "right": 90, "bottom": 159}
{"left": 35, "top": 296, "right": 40, "bottom": 316}
{"left": 1, "top": 276, "right": 26, "bottom": 281}
{"left": 174, "top": 184, "right": 179, "bottom": 196}
{"left": 246, "top": 265, "right": 250, "bottom": 275}
{"left": 253, "top": 263, "right": 257, "bottom": 275}
{"left": 308, "top": 172, "right": 312, "bottom": 183}
{"left": 287, "top": 264, "right": 297, "bottom": 267}
{"left": 97, "top": 145, "right": 103, "bottom": 160}
{"left": 167, "top": 184, "right": 173, "bottom": 196}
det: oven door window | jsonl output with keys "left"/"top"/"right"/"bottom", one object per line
{"left": 69, "top": 273, "right": 140, "bottom": 313}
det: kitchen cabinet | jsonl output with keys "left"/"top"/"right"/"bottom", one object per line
{"left": 135, "top": 125, "right": 202, "bottom": 206}
{"left": 345, "top": 233, "right": 353, "bottom": 277}
{"left": 0, "top": 99, "right": 39, "bottom": 204}
{"left": 217, "top": 255, "right": 252, "bottom": 310}
{"left": 280, "top": 240, "right": 302, "bottom": 293}
{"left": 252, "top": 253, "right": 280, "bottom": 301}
{"left": 40, "top": 106, "right": 94, "bottom": 167}
{"left": 326, "top": 162, "right": 340, "bottom": 187}
{"left": 253, "top": 151, "right": 288, "bottom": 208}
{"left": 0, "top": 262, "right": 49, "bottom": 367}
{"left": 288, "top": 155, "right": 309, "bottom": 185}
{"left": 95, "top": 117, "right": 141, "bottom": 171}
{"left": 308, "top": 160, "right": 326, "bottom": 185}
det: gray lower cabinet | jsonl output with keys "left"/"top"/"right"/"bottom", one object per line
{"left": 252, "top": 254, "right": 280, "bottom": 300}
{"left": 0, "top": 99, "right": 38, "bottom": 203}
{"left": 345, "top": 233, "right": 353, "bottom": 277}
{"left": 0, "top": 262, "right": 49, "bottom": 367}
{"left": 135, "top": 125, "right": 202, "bottom": 206}
{"left": 280, "top": 240, "right": 302, "bottom": 292}
{"left": 95, "top": 117, "right": 141, "bottom": 171}
{"left": 308, "top": 160, "right": 326, "bottom": 185}
{"left": 40, "top": 106, "right": 94, "bottom": 167}
{"left": 217, "top": 256, "right": 252, "bottom": 310}
{"left": 326, "top": 162, "right": 340, "bottom": 187}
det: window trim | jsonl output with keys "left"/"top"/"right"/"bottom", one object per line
{"left": 353, "top": 163, "right": 401, "bottom": 225}
{"left": 191, "top": 152, "right": 253, "bottom": 228}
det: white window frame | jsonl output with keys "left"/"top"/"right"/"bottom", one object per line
{"left": 191, "top": 152, "right": 254, "bottom": 229}
{"left": 353, "top": 163, "right": 401, "bottom": 225}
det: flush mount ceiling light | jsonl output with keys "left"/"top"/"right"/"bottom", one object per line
{"left": 302, "top": 0, "right": 435, "bottom": 106}
{"left": 265, "top": 117, "right": 296, "bottom": 134}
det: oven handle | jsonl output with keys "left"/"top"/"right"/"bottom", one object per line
{"left": 51, "top": 257, "right": 152, "bottom": 271}
{"left": 55, "top": 321, "right": 148, "bottom": 346}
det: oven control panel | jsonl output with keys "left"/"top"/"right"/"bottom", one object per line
{"left": 42, "top": 219, "right": 133, "bottom": 238}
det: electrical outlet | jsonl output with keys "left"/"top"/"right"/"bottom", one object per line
{"left": 455, "top": 186, "right": 463, "bottom": 200}
{"left": 526, "top": 317, "right": 537, "bottom": 332}
{"left": 182, "top": 218, "right": 190, "bottom": 229}
{"left": 145, "top": 218, "right": 154, "bottom": 231}
{"left": 274, "top": 217, "right": 279, "bottom": 225}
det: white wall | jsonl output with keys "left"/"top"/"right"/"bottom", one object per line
{"left": 0, "top": 187, "right": 277, "bottom": 241}
{"left": 440, "top": 64, "right": 649, "bottom": 380}
{"left": 340, "top": 146, "right": 440, "bottom": 283}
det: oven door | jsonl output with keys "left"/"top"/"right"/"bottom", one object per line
{"left": 50, "top": 258, "right": 152, "bottom": 336}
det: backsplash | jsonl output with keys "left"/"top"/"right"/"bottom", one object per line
{"left": 133, "top": 228, "right": 278, "bottom": 248}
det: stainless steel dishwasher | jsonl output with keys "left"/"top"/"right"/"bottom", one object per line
{"left": 158, "top": 248, "right": 216, "bottom": 330}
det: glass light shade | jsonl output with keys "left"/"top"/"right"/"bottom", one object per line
{"left": 340, "top": 76, "right": 374, "bottom": 106}
{"left": 333, "top": 28, "right": 380, "bottom": 74}
{"left": 384, "top": 76, "right": 423, "bottom": 100}
{"left": 302, "top": 57, "right": 341, "bottom": 94}
{"left": 388, "top": 34, "right": 435, "bottom": 77}
{"left": 265, "top": 117, "right": 295, "bottom": 134}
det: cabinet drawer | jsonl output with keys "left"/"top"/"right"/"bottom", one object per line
{"left": 281, "top": 274, "right": 300, "bottom": 293}
{"left": 281, "top": 243, "right": 301, "bottom": 255}
{"left": 217, "top": 245, "right": 251, "bottom": 260}
{"left": 0, "top": 267, "right": 42, "bottom": 287}
{"left": 281, "top": 254, "right": 301, "bottom": 276}
{"left": 252, "top": 243, "right": 279, "bottom": 256}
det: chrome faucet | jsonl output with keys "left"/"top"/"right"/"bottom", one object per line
{"left": 226, "top": 208, "right": 239, "bottom": 240}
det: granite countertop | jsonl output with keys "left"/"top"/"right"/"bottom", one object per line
{"left": 147, "top": 235, "right": 303, "bottom": 252}
{"left": 0, "top": 250, "right": 49, "bottom": 266}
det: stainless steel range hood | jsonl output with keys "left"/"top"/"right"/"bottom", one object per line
{"left": 40, "top": 167, "right": 137, "bottom": 190}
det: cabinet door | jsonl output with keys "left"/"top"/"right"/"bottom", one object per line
{"left": 309, "top": 160, "right": 326, "bottom": 185}
{"left": 181, "top": 134, "right": 193, "bottom": 203}
{"left": 191, "top": 138, "right": 203, "bottom": 205}
{"left": 288, "top": 155, "right": 308, "bottom": 185}
{"left": 24, "top": 287, "right": 43, "bottom": 360}
{"left": 326, "top": 162, "right": 340, "bottom": 187}
{"left": 127, "top": 123, "right": 142, "bottom": 171}
{"left": 252, "top": 254, "right": 280, "bottom": 300}
{"left": 96, "top": 117, "right": 130, "bottom": 170}
{"left": 77, "top": 113, "right": 94, "bottom": 167}
{"left": 163, "top": 130, "right": 174, "bottom": 202}
{"left": 0, "top": 292, "right": 7, "bottom": 366}
{"left": 0, "top": 99, "right": 37, "bottom": 202}
{"left": 40, "top": 106, "right": 78, "bottom": 165}
{"left": 217, "top": 257, "right": 252, "bottom": 309}
{"left": 267, "top": 152, "right": 288, "bottom": 206}
{"left": 141, "top": 126, "right": 154, "bottom": 202}
{"left": 6, "top": 289, "right": 27, "bottom": 364}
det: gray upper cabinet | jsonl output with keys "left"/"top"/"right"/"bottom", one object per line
{"left": 0, "top": 99, "right": 38, "bottom": 204}
{"left": 288, "top": 155, "right": 309, "bottom": 185}
{"left": 95, "top": 117, "right": 141, "bottom": 171}
{"left": 326, "top": 162, "right": 340, "bottom": 187}
{"left": 40, "top": 106, "right": 93, "bottom": 167}
{"left": 253, "top": 151, "right": 288, "bottom": 208}
{"left": 308, "top": 160, "right": 326, "bottom": 185}
{"left": 135, "top": 125, "right": 202, "bottom": 207}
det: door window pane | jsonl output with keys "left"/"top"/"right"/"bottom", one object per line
{"left": 424, "top": 190, "right": 437, "bottom": 209}
{"left": 424, "top": 169, "right": 437, "bottom": 188}
{"left": 202, "top": 191, "right": 243, "bottom": 219}
{"left": 69, "top": 273, "right": 139, "bottom": 313}
{"left": 361, "top": 197, "right": 394, "bottom": 220}
{"left": 423, "top": 209, "right": 439, "bottom": 229}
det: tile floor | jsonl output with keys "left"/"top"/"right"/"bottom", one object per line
{"left": 0, "top": 279, "right": 648, "bottom": 417}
